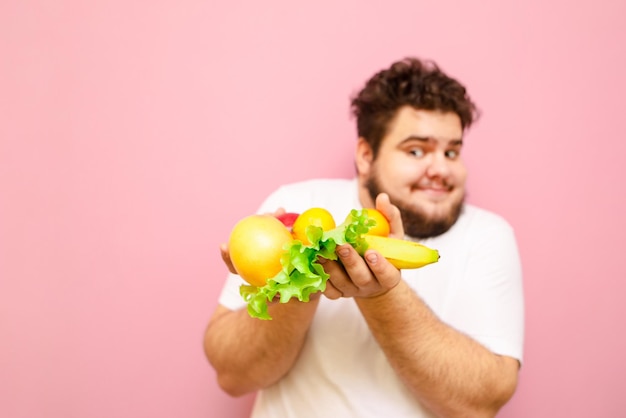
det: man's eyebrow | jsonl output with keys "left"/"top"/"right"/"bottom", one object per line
{"left": 402, "top": 136, "right": 464, "bottom": 146}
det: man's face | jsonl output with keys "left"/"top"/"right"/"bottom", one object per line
{"left": 357, "top": 106, "right": 467, "bottom": 238}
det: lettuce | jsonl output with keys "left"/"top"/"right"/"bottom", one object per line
{"left": 240, "top": 209, "right": 376, "bottom": 319}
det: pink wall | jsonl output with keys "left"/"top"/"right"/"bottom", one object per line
{"left": 2, "top": 0, "right": 625, "bottom": 417}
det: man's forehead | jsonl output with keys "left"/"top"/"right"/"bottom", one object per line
{"left": 386, "top": 108, "right": 463, "bottom": 143}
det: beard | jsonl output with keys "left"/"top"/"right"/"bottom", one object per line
{"left": 365, "top": 172, "right": 465, "bottom": 239}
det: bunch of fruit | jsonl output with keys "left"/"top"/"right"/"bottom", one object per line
{"left": 227, "top": 207, "right": 439, "bottom": 319}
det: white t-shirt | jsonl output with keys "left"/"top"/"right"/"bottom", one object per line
{"left": 218, "top": 178, "right": 525, "bottom": 418}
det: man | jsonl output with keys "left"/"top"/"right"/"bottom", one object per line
{"left": 204, "top": 57, "right": 524, "bottom": 418}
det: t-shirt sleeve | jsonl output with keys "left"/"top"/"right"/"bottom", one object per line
{"left": 218, "top": 272, "right": 249, "bottom": 310}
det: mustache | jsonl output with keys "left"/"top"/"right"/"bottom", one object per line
{"left": 364, "top": 174, "right": 464, "bottom": 238}
{"left": 414, "top": 180, "right": 454, "bottom": 191}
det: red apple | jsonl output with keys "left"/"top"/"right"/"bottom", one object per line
{"left": 275, "top": 212, "right": 299, "bottom": 229}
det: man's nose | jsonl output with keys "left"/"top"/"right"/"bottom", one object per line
{"left": 425, "top": 152, "right": 451, "bottom": 178}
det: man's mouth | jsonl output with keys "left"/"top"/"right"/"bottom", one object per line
{"left": 415, "top": 183, "right": 453, "bottom": 199}
{"left": 417, "top": 181, "right": 452, "bottom": 191}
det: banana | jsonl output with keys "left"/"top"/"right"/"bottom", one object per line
{"left": 362, "top": 235, "right": 440, "bottom": 269}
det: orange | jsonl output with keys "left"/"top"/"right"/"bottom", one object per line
{"left": 362, "top": 209, "right": 390, "bottom": 236}
{"left": 292, "top": 207, "right": 336, "bottom": 245}
{"left": 228, "top": 214, "right": 294, "bottom": 287}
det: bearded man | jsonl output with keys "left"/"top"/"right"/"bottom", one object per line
{"left": 204, "top": 57, "right": 525, "bottom": 418}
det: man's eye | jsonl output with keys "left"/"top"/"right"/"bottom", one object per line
{"left": 445, "top": 149, "right": 460, "bottom": 159}
{"left": 409, "top": 148, "right": 425, "bottom": 158}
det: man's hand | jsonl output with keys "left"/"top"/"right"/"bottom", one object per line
{"left": 219, "top": 243, "right": 238, "bottom": 275}
{"left": 320, "top": 193, "right": 404, "bottom": 300}
{"left": 321, "top": 243, "right": 401, "bottom": 300}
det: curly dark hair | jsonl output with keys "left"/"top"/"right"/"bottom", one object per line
{"left": 350, "top": 57, "right": 480, "bottom": 156}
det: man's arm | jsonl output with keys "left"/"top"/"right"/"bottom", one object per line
{"left": 203, "top": 297, "right": 320, "bottom": 397}
{"left": 357, "top": 280, "right": 518, "bottom": 417}
{"left": 324, "top": 245, "right": 519, "bottom": 418}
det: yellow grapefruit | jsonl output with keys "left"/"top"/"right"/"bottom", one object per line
{"left": 228, "top": 214, "right": 294, "bottom": 287}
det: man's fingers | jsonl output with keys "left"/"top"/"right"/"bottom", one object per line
{"left": 375, "top": 193, "right": 404, "bottom": 238}
{"left": 362, "top": 249, "right": 401, "bottom": 291}
{"left": 220, "top": 243, "right": 238, "bottom": 274}
{"left": 335, "top": 244, "right": 378, "bottom": 289}
{"left": 271, "top": 207, "right": 286, "bottom": 217}
{"left": 323, "top": 253, "right": 361, "bottom": 297}
{"left": 323, "top": 281, "right": 343, "bottom": 300}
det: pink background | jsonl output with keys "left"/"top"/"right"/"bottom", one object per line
{"left": 2, "top": 0, "right": 625, "bottom": 417}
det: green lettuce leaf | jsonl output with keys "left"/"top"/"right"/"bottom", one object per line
{"left": 239, "top": 209, "right": 377, "bottom": 319}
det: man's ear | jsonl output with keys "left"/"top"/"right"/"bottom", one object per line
{"left": 355, "top": 138, "right": 373, "bottom": 176}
